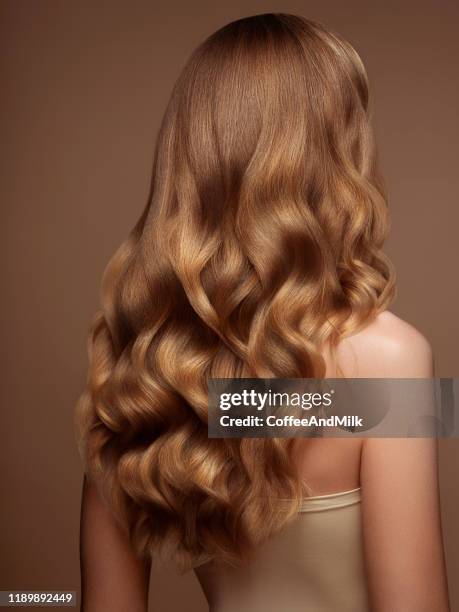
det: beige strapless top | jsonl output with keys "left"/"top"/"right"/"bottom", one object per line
{"left": 195, "top": 487, "right": 369, "bottom": 612}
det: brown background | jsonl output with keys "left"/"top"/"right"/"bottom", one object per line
{"left": 1, "top": 1, "right": 458, "bottom": 610}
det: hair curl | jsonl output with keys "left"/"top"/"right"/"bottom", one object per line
{"left": 75, "top": 13, "right": 395, "bottom": 569}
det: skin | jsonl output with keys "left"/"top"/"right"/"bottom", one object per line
{"left": 79, "top": 477, "right": 151, "bottom": 612}
{"left": 79, "top": 310, "right": 450, "bottom": 611}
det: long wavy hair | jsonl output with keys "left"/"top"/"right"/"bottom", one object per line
{"left": 75, "top": 13, "right": 395, "bottom": 569}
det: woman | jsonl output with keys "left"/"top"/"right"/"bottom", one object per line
{"left": 75, "top": 13, "right": 450, "bottom": 611}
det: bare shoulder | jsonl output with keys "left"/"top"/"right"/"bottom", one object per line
{"left": 337, "top": 311, "right": 433, "bottom": 377}
{"left": 358, "top": 310, "right": 432, "bottom": 354}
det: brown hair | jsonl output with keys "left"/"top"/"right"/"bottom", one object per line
{"left": 75, "top": 13, "right": 395, "bottom": 569}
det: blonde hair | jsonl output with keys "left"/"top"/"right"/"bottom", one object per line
{"left": 75, "top": 13, "right": 395, "bottom": 569}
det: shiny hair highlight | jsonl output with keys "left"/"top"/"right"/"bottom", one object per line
{"left": 75, "top": 13, "right": 395, "bottom": 569}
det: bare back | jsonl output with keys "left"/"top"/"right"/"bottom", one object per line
{"left": 292, "top": 309, "right": 434, "bottom": 495}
